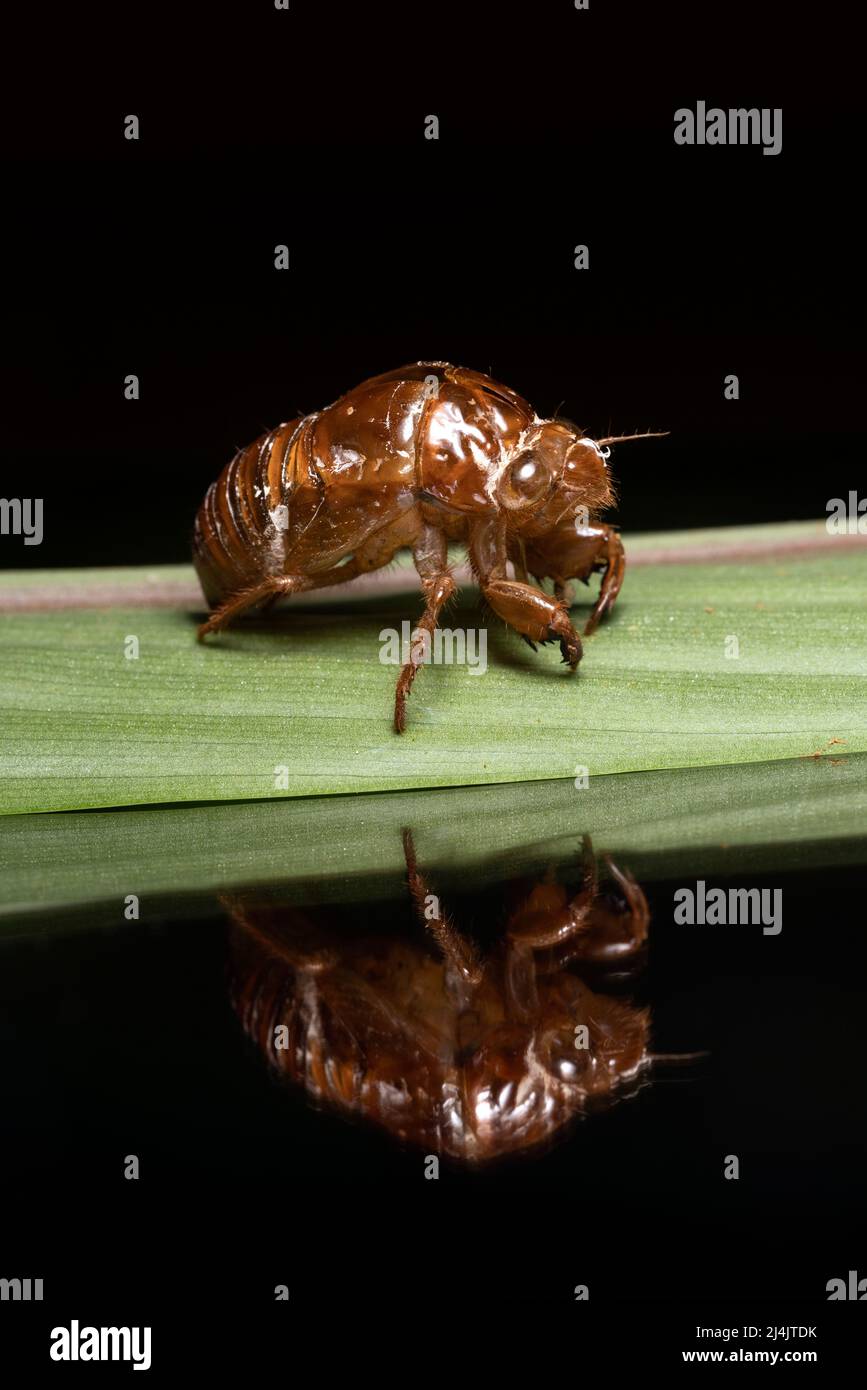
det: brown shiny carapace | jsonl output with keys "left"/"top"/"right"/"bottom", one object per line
{"left": 224, "top": 834, "right": 700, "bottom": 1163}
{"left": 193, "top": 363, "right": 665, "bottom": 729}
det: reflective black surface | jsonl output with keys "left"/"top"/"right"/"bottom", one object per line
{"left": 2, "top": 848, "right": 865, "bottom": 1312}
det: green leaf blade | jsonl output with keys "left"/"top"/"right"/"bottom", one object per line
{"left": 1, "top": 522, "right": 865, "bottom": 814}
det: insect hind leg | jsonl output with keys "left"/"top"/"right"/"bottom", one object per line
{"left": 198, "top": 533, "right": 417, "bottom": 641}
{"left": 197, "top": 574, "right": 313, "bottom": 640}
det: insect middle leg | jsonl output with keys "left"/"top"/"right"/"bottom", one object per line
{"left": 394, "top": 523, "right": 457, "bottom": 732}
{"left": 470, "top": 519, "right": 583, "bottom": 667}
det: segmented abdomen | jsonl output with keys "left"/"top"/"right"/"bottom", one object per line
{"left": 193, "top": 419, "right": 306, "bottom": 605}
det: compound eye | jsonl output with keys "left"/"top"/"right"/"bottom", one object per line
{"left": 499, "top": 452, "right": 553, "bottom": 510}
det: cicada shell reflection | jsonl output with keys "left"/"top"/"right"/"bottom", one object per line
{"left": 226, "top": 834, "right": 690, "bottom": 1163}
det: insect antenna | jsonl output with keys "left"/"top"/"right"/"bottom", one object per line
{"left": 647, "top": 1049, "right": 709, "bottom": 1069}
{"left": 596, "top": 430, "right": 670, "bottom": 446}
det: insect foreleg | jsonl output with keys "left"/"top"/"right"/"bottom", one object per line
{"left": 469, "top": 519, "right": 583, "bottom": 669}
{"left": 580, "top": 525, "right": 625, "bottom": 634}
{"left": 506, "top": 835, "right": 599, "bottom": 950}
{"left": 512, "top": 538, "right": 530, "bottom": 585}
{"left": 393, "top": 524, "right": 456, "bottom": 733}
{"left": 584, "top": 854, "right": 650, "bottom": 961}
{"left": 537, "top": 850, "right": 650, "bottom": 971}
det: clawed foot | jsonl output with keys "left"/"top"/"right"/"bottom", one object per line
{"left": 546, "top": 607, "right": 583, "bottom": 668}
{"left": 521, "top": 610, "right": 582, "bottom": 667}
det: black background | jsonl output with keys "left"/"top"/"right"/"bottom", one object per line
{"left": 2, "top": 0, "right": 862, "bottom": 569}
{"left": 2, "top": 0, "right": 865, "bottom": 1365}
{"left": 1, "top": 862, "right": 866, "bottom": 1356}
